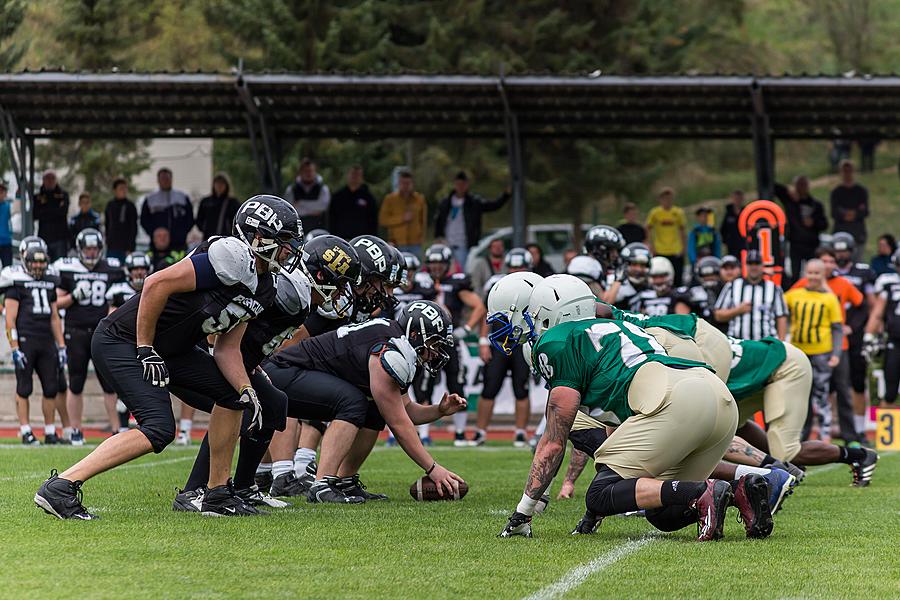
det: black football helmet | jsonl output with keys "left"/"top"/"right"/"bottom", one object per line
{"left": 583, "top": 225, "right": 625, "bottom": 271}
{"left": 304, "top": 228, "right": 329, "bottom": 243}
{"left": 620, "top": 242, "right": 651, "bottom": 286}
{"left": 350, "top": 235, "right": 401, "bottom": 314}
{"left": 694, "top": 256, "right": 722, "bottom": 289}
{"left": 233, "top": 195, "right": 304, "bottom": 273}
{"left": 24, "top": 247, "right": 49, "bottom": 280}
{"left": 125, "top": 252, "right": 152, "bottom": 291}
{"left": 300, "top": 235, "right": 361, "bottom": 316}
{"left": 18, "top": 235, "right": 48, "bottom": 263}
{"left": 386, "top": 245, "right": 405, "bottom": 288}
{"left": 75, "top": 228, "right": 104, "bottom": 268}
{"left": 400, "top": 252, "right": 421, "bottom": 288}
{"left": 399, "top": 300, "right": 454, "bottom": 375}
{"left": 831, "top": 232, "right": 856, "bottom": 267}
{"left": 504, "top": 247, "right": 533, "bottom": 271}
{"left": 424, "top": 243, "right": 453, "bottom": 279}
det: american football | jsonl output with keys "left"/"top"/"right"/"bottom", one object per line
{"left": 410, "top": 476, "right": 469, "bottom": 501}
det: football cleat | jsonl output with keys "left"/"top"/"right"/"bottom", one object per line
{"left": 453, "top": 431, "right": 469, "bottom": 447}
{"left": 305, "top": 460, "right": 318, "bottom": 477}
{"left": 420, "top": 436, "right": 433, "bottom": 447}
{"left": 762, "top": 468, "right": 796, "bottom": 515}
{"left": 850, "top": 448, "right": 878, "bottom": 487}
{"left": 513, "top": 432, "right": 527, "bottom": 448}
{"left": 571, "top": 510, "right": 603, "bottom": 535}
{"left": 307, "top": 477, "right": 366, "bottom": 504}
{"left": 34, "top": 470, "right": 99, "bottom": 520}
{"left": 172, "top": 487, "right": 205, "bottom": 512}
{"left": 335, "top": 474, "right": 388, "bottom": 501}
{"left": 498, "top": 511, "right": 533, "bottom": 538}
{"left": 270, "top": 471, "right": 313, "bottom": 497}
{"left": 22, "top": 431, "right": 40, "bottom": 446}
{"left": 201, "top": 481, "right": 265, "bottom": 516}
{"left": 44, "top": 433, "right": 65, "bottom": 445}
{"left": 254, "top": 470, "right": 274, "bottom": 494}
{"left": 236, "top": 485, "right": 291, "bottom": 508}
{"left": 732, "top": 474, "right": 774, "bottom": 539}
{"left": 471, "top": 431, "right": 486, "bottom": 447}
{"left": 691, "top": 479, "right": 732, "bottom": 542}
{"left": 70, "top": 429, "right": 85, "bottom": 446}
{"left": 175, "top": 431, "right": 191, "bottom": 446}
{"left": 771, "top": 459, "right": 805, "bottom": 483}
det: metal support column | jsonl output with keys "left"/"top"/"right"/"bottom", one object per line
{"left": 25, "top": 136, "right": 35, "bottom": 236}
{"left": 498, "top": 73, "right": 527, "bottom": 247}
{"left": 236, "top": 75, "right": 280, "bottom": 194}
{"left": 750, "top": 81, "right": 775, "bottom": 200}
{"left": 0, "top": 105, "right": 33, "bottom": 235}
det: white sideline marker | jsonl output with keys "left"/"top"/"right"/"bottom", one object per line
{"left": 522, "top": 536, "right": 655, "bottom": 600}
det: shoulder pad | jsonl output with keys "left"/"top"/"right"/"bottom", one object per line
{"left": 53, "top": 257, "right": 87, "bottom": 273}
{"left": 207, "top": 237, "right": 257, "bottom": 293}
{"left": 0, "top": 265, "right": 30, "bottom": 288}
{"left": 315, "top": 305, "right": 341, "bottom": 320}
{"left": 380, "top": 336, "right": 418, "bottom": 389}
{"left": 105, "top": 281, "right": 132, "bottom": 300}
{"left": 106, "top": 257, "right": 122, "bottom": 268}
{"left": 413, "top": 271, "right": 433, "bottom": 288}
{"left": 451, "top": 273, "right": 467, "bottom": 280}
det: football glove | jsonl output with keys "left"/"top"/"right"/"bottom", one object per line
{"left": 137, "top": 345, "right": 169, "bottom": 387}
{"left": 452, "top": 325, "right": 472, "bottom": 341}
{"left": 571, "top": 510, "right": 603, "bottom": 535}
{"left": 238, "top": 385, "right": 263, "bottom": 432}
{"left": 58, "top": 346, "right": 67, "bottom": 368}
{"left": 71, "top": 281, "right": 90, "bottom": 303}
{"left": 11, "top": 348, "right": 27, "bottom": 370}
{"left": 862, "top": 333, "right": 883, "bottom": 362}
{"left": 498, "top": 511, "right": 533, "bottom": 538}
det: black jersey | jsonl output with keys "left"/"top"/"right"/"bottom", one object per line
{"left": 393, "top": 272, "right": 438, "bottom": 319}
{"left": 240, "top": 301, "right": 310, "bottom": 371}
{"left": 6, "top": 276, "right": 58, "bottom": 339}
{"left": 837, "top": 262, "right": 877, "bottom": 332}
{"left": 875, "top": 273, "right": 900, "bottom": 338}
{"left": 676, "top": 284, "right": 720, "bottom": 321}
{"left": 613, "top": 279, "right": 648, "bottom": 310}
{"left": 104, "top": 238, "right": 273, "bottom": 357}
{"left": 628, "top": 288, "right": 682, "bottom": 317}
{"left": 106, "top": 281, "right": 138, "bottom": 309}
{"left": 54, "top": 257, "right": 125, "bottom": 329}
{"left": 270, "top": 318, "right": 404, "bottom": 393}
{"left": 435, "top": 272, "right": 472, "bottom": 326}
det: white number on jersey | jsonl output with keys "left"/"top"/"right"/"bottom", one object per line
{"left": 584, "top": 321, "right": 666, "bottom": 368}
{"left": 30, "top": 288, "right": 51, "bottom": 315}
{"left": 336, "top": 318, "right": 390, "bottom": 338}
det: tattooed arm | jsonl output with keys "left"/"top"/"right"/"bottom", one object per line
{"left": 558, "top": 448, "right": 590, "bottom": 499}
{"left": 524, "top": 386, "right": 580, "bottom": 500}
{"left": 723, "top": 436, "right": 767, "bottom": 466}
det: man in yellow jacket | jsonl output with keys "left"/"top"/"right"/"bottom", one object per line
{"left": 379, "top": 170, "right": 427, "bottom": 258}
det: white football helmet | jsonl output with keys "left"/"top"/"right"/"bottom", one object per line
{"left": 648, "top": 256, "right": 674, "bottom": 293}
{"left": 486, "top": 271, "right": 544, "bottom": 354}
{"left": 530, "top": 274, "right": 596, "bottom": 337}
{"left": 566, "top": 255, "right": 603, "bottom": 282}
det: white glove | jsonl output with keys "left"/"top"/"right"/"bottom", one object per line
{"left": 238, "top": 385, "right": 263, "bottom": 432}
{"left": 452, "top": 325, "right": 472, "bottom": 341}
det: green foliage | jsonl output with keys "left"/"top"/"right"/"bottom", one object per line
{"left": 0, "top": 0, "right": 26, "bottom": 69}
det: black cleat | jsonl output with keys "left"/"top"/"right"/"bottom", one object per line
{"left": 236, "top": 485, "right": 290, "bottom": 508}
{"left": 771, "top": 459, "right": 805, "bottom": 483}
{"left": 270, "top": 471, "right": 313, "bottom": 497}
{"left": 201, "top": 481, "right": 265, "bottom": 516}
{"left": 732, "top": 474, "right": 774, "bottom": 539}
{"left": 305, "top": 460, "right": 318, "bottom": 477}
{"left": 34, "top": 470, "right": 99, "bottom": 520}
{"left": 335, "top": 474, "right": 388, "bottom": 501}
{"left": 307, "top": 477, "right": 366, "bottom": 504}
{"left": 571, "top": 510, "right": 603, "bottom": 535}
{"left": 691, "top": 479, "right": 732, "bottom": 541}
{"left": 850, "top": 448, "right": 878, "bottom": 487}
{"left": 44, "top": 433, "right": 65, "bottom": 445}
{"left": 254, "top": 470, "right": 273, "bottom": 493}
{"left": 22, "top": 431, "right": 40, "bottom": 446}
{"left": 172, "top": 487, "right": 205, "bottom": 512}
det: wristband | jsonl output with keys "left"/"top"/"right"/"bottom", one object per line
{"left": 479, "top": 337, "right": 490, "bottom": 346}
{"left": 8, "top": 328, "right": 17, "bottom": 342}
{"left": 425, "top": 461, "right": 437, "bottom": 475}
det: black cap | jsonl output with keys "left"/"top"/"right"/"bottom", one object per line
{"left": 745, "top": 249, "right": 763, "bottom": 264}
{"left": 695, "top": 206, "right": 712, "bottom": 215}
{"left": 721, "top": 254, "right": 739, "bottom": 266}
{"left": 454, "top": 171, "right": 468, "bottom": 181}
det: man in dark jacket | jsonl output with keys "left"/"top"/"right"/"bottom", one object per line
{"left": 775, "top": 175, "right": 828, "bottom": 280}
{"left": 139, "top": 168, "right": 194, "bottom": 251}
{"left": 33, "top": 170, "right": 70, "bottom": 260}
{"left": 196, "top": 173, "right": 240, "bottom": 238}
{"left": 830, "top": 159, "right": 869, "bottom": 260}
{"left": 719, "top": 189, "right": 746, "bottom": 255}
{"left": 434, "top": 171, "right": 510, "bottom": 269}
{"left": 103, "top": 178, "right": 138, "bottom": 261}
{"left": 69, "top": 192, "right": 102, "bottom": 247}
{"left": 328, "top": 165, "right": 378, "bottom": 240}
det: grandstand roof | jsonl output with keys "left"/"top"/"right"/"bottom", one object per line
{"left": 0, "top": 71, "right": 899, "bottom": 139}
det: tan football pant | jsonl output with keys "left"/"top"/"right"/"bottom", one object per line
{"left": 736, "top": 342, "right": 811, "bottom": 462}
{"left": 594, "top": 362, "right": 739, "bottom": 480}
{"left": 645, "top": 318, "right": 732, "bottom": 383}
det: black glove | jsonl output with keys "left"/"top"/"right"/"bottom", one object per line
{"left": 571, "top": 510, "right": 603, "bottom": 535}
{"left": 238, "top": 385, "right": 263, "bottom": 432}
{"left": 498, "top": 511, "right": 533, "bottom": 538}
{"left": 137, "top": 345, "right": 169, "bottom": 387}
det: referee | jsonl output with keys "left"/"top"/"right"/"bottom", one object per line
{"left": 714, "top": 249, "right": 788, "bottom": 340}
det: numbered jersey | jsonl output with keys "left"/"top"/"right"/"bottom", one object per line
{"left": 393, "top": 272, "right": 438, "bottom": 319}
{"left": 240, "top": 300, "right": 311, "bottom": 371}
{"left": 435, "top": 273, "right": 473, "bottom": 326}
{"left": 613, "top": 279, "right": 648, "bottom": 310}
{"left": 5, "top": 275, "right": 57, "bottom": 339}
{"left": 875, "top": 272, "right": 900, "bottom": 338}
{"left": 838, "top": 262, "right": 876, "bottom": 330}
{"left": 676, "top": 284, "right": 720, "bottom": 324}
{"left": 530, "top": 318, "right": 708, "bottom": 425}
{"left": 607, "top": 302, "right": 699, "bottom": 339}
{"left": 269, "top": 318, "right": 405, "bottom": 394}
{"left": 106, "top": 281, "right": 138, "bottom": 309}
{"left": 104, "top": 238, "right": 274, "bottom": 357}
{"left": 725, "top": 336, "right": 786, "bottom": 401}
{"left": 628, "top": 289, "right": 681, "bottom": 317}
{"left": 54, "top": 257, "right": 125, "bottom": 329}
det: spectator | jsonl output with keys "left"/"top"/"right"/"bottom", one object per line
{"left": 617, "top": 202, "right": 646, "bottom": 245}
{"left": 562, "top": 248, "right": 578, "bottom": 268}
{"left": 434, "top": 171, "right": 510, "bottom": 269}
{"left": 791, "top": 247, "right": 864, "bottom": 444}
{"left": 379, "top": 169, "right": 427, "bottom": 257}
{"left": 859, "top": 138, "right": 879, "bottom": 172}
{"left": 33, "top": 169, "right": 70, "bottom": 260}
{"left": 646, "top": 187, "right": 687, "bottom": 285}
{"left": 526, "top": 243, "right": 554, "bottom": 277}
{"left": 69, "top": 192, "right": 101, "bottom": 245}
{"left": 719, "top": 254, "right": 741, "bottom": 284}
{"left": 284, "top": 157, "right": 330, "bottom": 232}
{"left": 713, "top": 249, "right": 788, "bottom": 340}
{"left": 775, "top": 175, "right": 828, "bottom": 279}
{"left": 150, "top": 227, "right": 186, "bottom": 271}
{"left": 687, "top": 206, "right": 721, "bottom": 265}
{"left": 871, "top": 234, "right": 897, "bottom": 276}
{"left": 0, "top": 181, "right": 11, "bottom": 266}
{"left": 720, "top": 189, "right": 746, "bottom": 255}
{"left": 784, "top": 259, "right": 843, "bottom": 442}
{"left": 140, "top": 167, "right": 194, "bottom": 251}
{"left": 104, "top": 178, "right": 138, "bottom": 261}
{"left": 196, "top": 173, "right": 240, "bottom": 238}
{"left": 329, "top": 165, "right": 378, "bottom": 240}
{"left": 470, "top": 238, "right": 505, "bottom": 296}
{"left": 830, "top": 159, "right": 869, "bottom": 258}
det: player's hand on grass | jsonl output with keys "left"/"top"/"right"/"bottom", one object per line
{"left": 136, "top": 345, "right": 168, "bottom": 387}
{"left": 238, "top": 385, "right": 263, "bottom": 432}
{"left": 557, "top": 480, "right": 575, "bottom": 499}
{"left": 438, "top": 392, "right": 467, "bottom": 416}
{"left": 498, "top": 511, "right": 533, "bottom": 538}
{"left": 427, "top": 463, "right": 464, "bottom": 497}
{"left": 11, "top": 348, "right": 27, "bottom": 370}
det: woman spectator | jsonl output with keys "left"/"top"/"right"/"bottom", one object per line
{"left": 196, "top": 173, "right": 240, "bottom": 238}
{"left": 526, "top": 243, "right": 555, "bottom": 277}
{"left": 871, "top": 234, "right": 897, "bottom": 276}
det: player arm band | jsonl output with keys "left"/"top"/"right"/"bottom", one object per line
{"left": 425, "top": 461, "right": 437, "bottom": 475}
{"left": 479, "top": 337, "right": 490, "bottom": 346}
{"left": 7, "top": 328, "right": 17, "bottom": 343}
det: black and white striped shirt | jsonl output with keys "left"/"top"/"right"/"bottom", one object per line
{"left": 714, "top": 277, "right": 787, "bottom": 340}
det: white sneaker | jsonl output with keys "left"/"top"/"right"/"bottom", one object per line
{"left": 175, "top": 431, "right": 191, "bottom": 446}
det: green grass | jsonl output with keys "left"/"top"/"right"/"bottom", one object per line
{"left": 1, "top": 442, "right": 897, "bottom": 599}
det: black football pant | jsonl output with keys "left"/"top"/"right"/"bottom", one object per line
{"left": 829, "top": 351, "right": 861, "bottom": 443}
{"left": 883, "top": 336, "right": 900, "bottom": 405}
{"left": 481, "top": 345, "right": 528, "bottom": 400}
{"left": 65, "top": 326, "right": 114, "bottom": 394}
{"left": 15, "top": 336, "right": 58, "bottom": 398}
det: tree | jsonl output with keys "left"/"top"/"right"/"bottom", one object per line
{"left": 0, "top": 0, "right": 26, "bottom": 70}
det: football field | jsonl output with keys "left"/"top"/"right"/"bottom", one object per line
{"left": 2, "top": 442, "right": 897, "bottom": 600}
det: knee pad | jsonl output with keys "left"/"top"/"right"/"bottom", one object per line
{"left": 512, "top": 378, "right": 528, "bottom": 400}
{"left": 645, "top": 505, "right": 698, "bottom": 532}
{"left": 584, "top": 466, "right": 637, "bottom": 517}
{"left": 15, "top": 371, "right": 34, "bottom": 398}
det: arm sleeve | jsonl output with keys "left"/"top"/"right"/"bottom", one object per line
{"left": 480, "top": 191, "right": 511, "bottom": 212}
{"left": 830, "top": 190, "right": 842, "bottom": 221}
{"left": 860, "top": 187, "right": 869, "bottom": 218}
{"left": 189, "top": 253, "right": 219, "bottom": 291}
{"left": 139, "top": 198, "right": 152, "bottom": 237}
{"left": 831, "top": 322, "right": 843, "bottom": 358}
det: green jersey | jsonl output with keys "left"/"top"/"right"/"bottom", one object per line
{"left": 603, "top": 301, "right": 698, "bottom": 339}
{"left": 531, "top": 318, "right": 708, "bottom": 425}
{"left": 726, "top": 336, "right": 786, "bottom": 400}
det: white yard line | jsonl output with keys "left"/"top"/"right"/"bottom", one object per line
{"left": 0, "top": 455, "right": 195, "bottom": 482}
{"left": 522, "top": 536, "right": 656, "bottom": 600}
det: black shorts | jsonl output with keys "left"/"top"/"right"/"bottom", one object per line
{"left": 57, "top": 364, "right": 67, "bottom": 394}
{"left": 569, "top": 425, "right": 608, "bottom": 457}
{"left": 481, "top": 345, "right": 529, "bottom": 400}
{"left": 265, "top": 362, "right": 385, "bottom": 431}
{"left": 15, "top": 336, "right": 58, "bottom": 398}
{"left": 65, "top": 326, "right": 114, "bottom": 394}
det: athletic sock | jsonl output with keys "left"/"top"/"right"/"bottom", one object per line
{"left": 234, "top": 433, "right": 272, "bottom": 489}
{"left": 179, "top": 419, "right": 192, "bottom": 434}
{"left": 293, "top": 448, "right": 316, "bottom": 475}
{"left": 272, "top": 460, "right": 294, "bottom": 479}
{"left": 515, "top": 428, "right": 526, "bottom": 438}
{"left": 44, "top": 425, "right": 56, "bottom": 436}
{"left": 838, "top": 446, "right": 867, "bottom": 464}
{"left": 62, "top": 426, "right": 73, "bottom": 440}
{"left": 20, "top": 424, "right": 32, "bottom": 435}
{"left": 416, "top": 424, "right": 430, "bottom": 439}
{"left": 735, "top": 465, "right": 771, "bottom": 478}
{"left": 760, "top": 455, "right": 776, "bottom": 466}
{"left": 256, "top": 462, "right": 272, "bottom": 474}
{"left": 183, "top": 434, "right": 211, "bottom": 491}
{"left": 659, "top": 480, "right": 707, "bottom": 506}
{"left": 452, "top": 411, "right": 467, "bottom": 433}
{"left": 854, "top": 415, "right": 866, "bottom": 434}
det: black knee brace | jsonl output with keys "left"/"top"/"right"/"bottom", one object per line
{"left": 644, "top": 505, "right": 698, "bottom": 532}
{"left": 584, "top": 466, "right": 639, "bottom": 517}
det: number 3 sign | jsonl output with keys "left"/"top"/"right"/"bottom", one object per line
{"left": 875, "top": 407, "right": 900, "bottom": 451}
